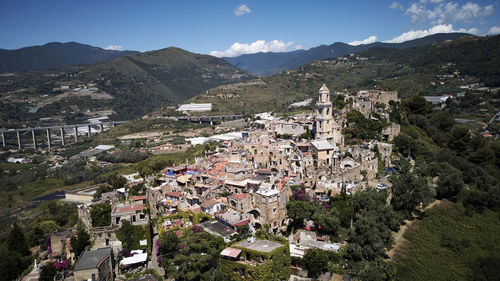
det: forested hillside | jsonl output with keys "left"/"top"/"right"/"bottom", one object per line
{"left": 0, "top": 47, "right": 254, "bottom": 127}
{"left": 0, "top": 42, "right": 138, "bottom": 72}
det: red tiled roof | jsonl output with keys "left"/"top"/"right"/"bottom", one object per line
{"left": 200, "top": 199, "right": 220, "bottom": 208}
{"left": 229, "top": 193, "right": 250, "bottom": 200}
{"left": 190, "top": 207, "right": 201, "bottom": 214}
{"left": 165, "top": 192, "right": 181, "bottom": 198}
{"left": 220, "top": 247, "right": 241, "bottom": 258}
{"left": 115, "top": 204, "right": 146, "bottom": 214}
{"left": 130, "top": 195, "right": 147, "bottom": 201}
{"left": 232, "top": 219, "right": 250, "bottom": 227}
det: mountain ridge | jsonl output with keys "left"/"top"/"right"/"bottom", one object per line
{"left": 223, "top": 33, "right": 473, "bottom": 76}
{"left": 0, "top": 42, "right": 139, "bottom": 73}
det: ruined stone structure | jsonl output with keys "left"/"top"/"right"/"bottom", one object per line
{"left": 247, "top": 182, "right": 289, "bottom": 233}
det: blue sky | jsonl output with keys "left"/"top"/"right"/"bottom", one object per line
{"left": 1, "top": 0, "right": 499, "bottom": 57}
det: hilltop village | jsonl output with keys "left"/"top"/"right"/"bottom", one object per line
{"left": 19, "top": 84, "right": 402, "bottom": 281}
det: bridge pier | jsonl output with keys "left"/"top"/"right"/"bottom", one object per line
{"left": 1, "top": 132, "right": 5, "bottom": 147}
{"left": 74, "top": 126, "right": 79, "bottom": 142}
{"left": 232, "top": 116, "right": 236, "bottom": 120}
{"left": 46, "top": 129, "right": 52, "bottom": 150}
{"left": 32, "top": 130, "right": 37, "bottom": 150}
{"left": 17, "top": 131, "right": 22, "bottom": 150}
{"left": 221, "top": 117, "right": 225, "bottom": 123}
{"left": 87, "top": 125, "right": 92, "bottom": 137}
{"left": 199, "top": 118, "right": 202, "bottom": 124}
{"left": 210, "top": 118, "right": 213, "bottom": 126}
{"left": 112, "top": 122, "right": 116, "bottom": 128}
{"left": 60, "top": 128, "right": 65, "bottom": 146}
{"left": 100, "top": 123, "right": 104, "bottom": 132}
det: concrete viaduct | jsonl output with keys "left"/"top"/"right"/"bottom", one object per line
{"left": 0, "top": 121, "right": 126, "bottom": 150}
{"left": 0, "top": 115, "right": 243, "bottom": 150}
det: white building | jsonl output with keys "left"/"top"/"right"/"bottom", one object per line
{"left": 177, "top": 103, "right": 212, "bottom": 112}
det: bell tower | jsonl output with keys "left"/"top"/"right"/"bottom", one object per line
{"left": 315, "top": 84, "right": 334, "bottom": 143}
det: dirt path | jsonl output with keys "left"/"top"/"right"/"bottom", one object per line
{"left": 386, "top": 200, "right": 442, "bottom": 260}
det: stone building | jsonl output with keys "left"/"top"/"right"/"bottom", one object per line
{"left": 228, "top": 193, "right": 252, "bottom": 213}
{"left": 310, "top": 139, "right": 335, "bottom": 166}
{"left": 248, "top": 182, "right": 289, "bottom": 233}
{"left": 111, "top": 203, "right": 149, "bottom": 226}
{"left": 74, "top": 247, "right": 113, "bottom": 281}
{"left": 275, "top": 121, "right": 306, "bottom": 137}
{"left": 49, "top": 230, "right": 74, "bottom": 262}
{"left": 382, "top": 123, "right": 400, "bottom": 142}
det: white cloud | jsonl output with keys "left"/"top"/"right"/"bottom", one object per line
{"left": 234, "top": 4, "right": 251, "bottom": 16}
{"left": 105, "top": 45, "right": 122, "bottom": 51}
{"left": 348, "top": 35, "right": 378, "bottom": 46}
{"left": 405, "top": 1, "right": 494, "bottom": 25}
{"left": 383, "top": 24, "right": 479, "bottom": 43}
{"left": 488, "top": 26, "right": 500, "bottom": 35}
{"left": 294, "top": 44, "right": 306, "bottom": 50}
{"left": 406, "top": 3, "right": 427, "bottom": 23}
{"left": 210, "top": 40, "right": 294, "bottom": 57}
{"left": 390, "top": 2, "right": 403, "bottom": 10}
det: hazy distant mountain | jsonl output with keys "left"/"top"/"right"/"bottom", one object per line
{"left": 189, "top": 34, "right": 498, "bottom": 115}
{"left": 224, "top": 33, "right": 472, "bottom": 76}
{"left": 0, "top": 42, "right": 139, "bottom": 72}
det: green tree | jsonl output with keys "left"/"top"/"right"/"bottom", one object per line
{"left": 90, "top": 203, "right": 111, "bottom": 227}
{"left": 39, "top": 262, "right": 57, "bottom": 281}
{"left": 391, "top": 173, "right": 435, "bottom": 215}
{"left": 348, "top": 189, "right": 401, "bottom": 261}
{"left": 7, "top": 224, "right": 30, "bottom": 256}
{"left": 106, "top": 174, "right": 128, "bottom": 189}
{"left": 312, "top": 210, "right": 340, "bottom": 235}
{"left": 0, "top": 247, "right": 29, "bottom": 281}
{"left": 436, "top": 163, "right": 464, "bottom": 200}
{"left": 404, "top": 95, "right": 432, "bottom": 115}
{"left": 70, "top": 222, "right": 90, "bottom": 257}
{"left": 159, "top": 231, "right": 180, "bottom": 256}
{"left": 162, "top": 229, "right": 224, "bottom": 281}
{"left": 353, "top": 258, "right": 396, "bottom": 281}
{"left": 468, "top": 146, "right": 495, "bottom": 166}
{"left": 430, "top": 111, "right": 455, "bottom": 131}
{"left": 447, "top": 125, "right": 471, "bottom": 155}
{"left": 39, "top": 220, "right": 60, "bottom": 237}
{"left": 304, "top": 248, "right": 329, "bottom": 279}
{"left": 115, "top": 220, "right": 134, "bottom": 248}
{"left": 330, "top": 192, "right": 354, "bottom": 228}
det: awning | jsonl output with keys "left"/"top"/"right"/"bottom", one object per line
{"left": 121, "top": 253, "right": 147, "bottom": 266}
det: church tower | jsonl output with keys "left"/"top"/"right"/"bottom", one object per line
{"left": 315, "top": 84, "right": 334, "bottom": 143}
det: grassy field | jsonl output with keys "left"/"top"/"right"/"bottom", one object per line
{"left": 393, "top": 201, "right": 500, "bottom": 281}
